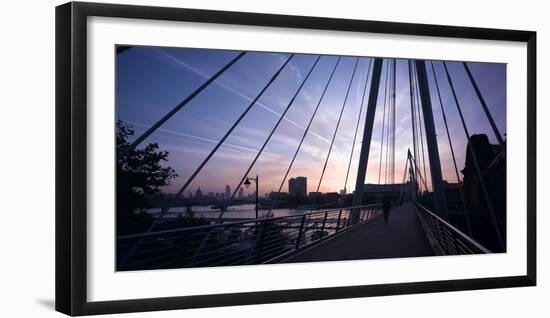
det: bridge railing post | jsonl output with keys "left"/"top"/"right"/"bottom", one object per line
{"left": 254, "top": 220, "right": 268, "bottom": 263}
{"left": 295, "top": 215, "right": 307, "bottom": 250}
{"left": 335, "top": 209, "right": 343, "bottom": 231}
{"left": 320, "top": 211, "right": 328, "bottom": 238}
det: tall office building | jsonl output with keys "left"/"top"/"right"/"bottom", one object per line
{"left": 289, "top": 176, "right": 307, "bottom": 198}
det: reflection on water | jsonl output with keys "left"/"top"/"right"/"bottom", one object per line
{"left": 147, "top": 204, "right": 311, "bottom": 220}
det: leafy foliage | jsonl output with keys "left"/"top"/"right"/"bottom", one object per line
{"left": 116, "top": 120, "right": 177, "bottom": 235}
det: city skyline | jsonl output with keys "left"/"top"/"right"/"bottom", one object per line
{"left": 116, "top": 46, "right": 506, "bottom": 197}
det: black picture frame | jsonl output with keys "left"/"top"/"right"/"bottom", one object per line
{"left": 55, "top": 1, "right": 537, "bottom": 316}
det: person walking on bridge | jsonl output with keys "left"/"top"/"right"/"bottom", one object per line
{"left": 383, "top": 195, "right": 391, "bottom": 223}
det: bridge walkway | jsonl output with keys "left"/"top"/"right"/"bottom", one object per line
{"left": 281, "top": 202, "right": 434, "bottom": 263}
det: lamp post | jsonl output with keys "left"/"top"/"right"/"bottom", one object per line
{"left": 244, "top": 175, "right": 259, "bottom": 219}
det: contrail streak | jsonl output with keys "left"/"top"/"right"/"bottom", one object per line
{"left": 126, "top": 120, "right": 259, "bottom": 154}
{"left": 154, "top": 48, "right": 336, "bottom": 148}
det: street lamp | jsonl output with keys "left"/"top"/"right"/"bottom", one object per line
{"left": 244, "top": 175, "right": 259, "bottom": 219}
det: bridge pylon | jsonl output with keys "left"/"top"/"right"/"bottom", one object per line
{"left": 350, "top": 58, "right": 384, "bottom": 224}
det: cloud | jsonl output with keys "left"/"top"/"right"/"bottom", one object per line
{"left": 153, "top": 48, "right": 336, "bottom": 149}
{"left": 288, "top": 62, "right": 304, "bottom": 82}
{"left": 127, "top": 120, "right": 258, "bottom": 154}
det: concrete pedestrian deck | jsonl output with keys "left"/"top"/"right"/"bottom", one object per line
{"left": 282, "top": 202, "right": 434, "bottom": 263}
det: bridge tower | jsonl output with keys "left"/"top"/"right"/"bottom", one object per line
{"left": 350, "top": 58, "right": 384, "bottom": 224}
{"left": 415, "top": 60, "right": 449, "bottom": 220}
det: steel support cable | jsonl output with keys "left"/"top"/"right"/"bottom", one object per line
{"left": 384, "top": 63, "right": 391, "bottom": 186}
{"left": 127, "top": 52, "right": 247, "bottom": 152}
{"left": 409, "top": 150, "right": 428, "bottom": 191}
{"left": 158, "top": 54, "right": 294, "bottom": 219}
{"left": 442, "top": 61, "right": 505, "bottom": 250}
{"left": 343, "top": 58, "right": 374, "bottom": 193}
{"left": 430, "top": 61, "right": 473, "bottom": 236}
{"left": 411, "top": 62, "right": 421, "bottom": 181}
{"left": 408, "top": 60, "right": 420, "bottom": 192}
{"left": 316, "top": 58, "right": 361, "bottom": 192}
{"left": 384, "top": 60, "right": 393, "bottom": 186}
{"left": 228, "top": 56, "right": 323, "bottom": 205}
{"left": 410, "top": 67, "right": 420, "bottom": 192}
{"left": 120, "top": 54, "right": 292, "bottom": 264}
{"left": 402, "top": 155, "right": 409, "bottom": 184}
{"left": 407, "top": 150, "right": 420, "bottom": 196}
{"left": 413, "top": 63, "right": 429, "bottom": 191}
{"left": 378, "top": 61, "right": 390, "bottom": 184}
{"left": 412, "top": 64, "right": 425, "bottom": 193}
{"left": 410, "top": 153, "right": 429, "bottom": 191}
{"left": 398, "top": 155, "right": 409, "bottom": 202}
{"left": 412, "top": 64, "right": 426, "bottom": 192}
{"left": 276, "top": 57, "right": 343, "bottom": 196}
{"left": 462, "top": 62, "right": 506, "bottom": 150}
{"left": 392, "top": 61, "right": 396, "bottom": 182}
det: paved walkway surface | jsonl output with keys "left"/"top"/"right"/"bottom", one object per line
{"left": 282, "top": 202, "right": 434, "bottom": 263}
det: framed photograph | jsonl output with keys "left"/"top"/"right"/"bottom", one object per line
{"left": 55, "top": 1, "right": 536, "bottom": 316}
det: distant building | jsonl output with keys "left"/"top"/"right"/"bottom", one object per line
{"left": 195, "top": 187, "right": 203, "bottom": 200}
{"left": 323, "top": 192, "right": 340, "bottom": 202}
{"left": 289, "top": 176, "right": 307, "bottom": 198}
{"left": 269, "top": 191, "right": 289, "bottom": 201}
{"left": 363, "top": 183, "right": 409, "bottom": 202}
{"left": 238, "top": 187, "right": 244, "bottom": 199}
{"left": 363, "top": 183, "right": 404, "bottom": 194}
{"left": 225, "top": 185, "right": 231, "bottom": 199}
{"left": 308, "top": 191, "right": 322, "bottom": 199}
{"left": 461, "top": 134, "right": 506, "bottom": 252}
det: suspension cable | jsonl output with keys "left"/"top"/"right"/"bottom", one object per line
{"left": 408, "top": 60, "right": 420, "bottom": 193}
{"left": 316, "top": 58, "right": 360, "bottom": 192}
{"left": 390, "top": 59, "right": 396, "bottom": 184}
{"left": 384, "top": 61, "right": 392, "bottom": 186}
{"left": 127, "top": 52, "right": 246, "bottom": 152}
{"left": 430, "top": 61, "right": 472, "bottom": 236}
{"left": 413, "top": 62, "right": 429, "bottom": 191}
{"left": 276, "top": 57, "right": 342, "bottom": 196}
{"left": 229, "top": 56, "right": 323, "bottom": 204}
{"left": 378, "top": 60, "right": 390, "bottom": 184}
{"left": 410, "top": 152, "right": 429, "bottom": 191}
{"left": 442, "top": 61, "right": 504, "bottom": 250}
{"left": 385, "top": 59, "right": 396, "bottom": 186}
{"left": 407, "top": 149, "right": 419, "bottom": 197}
{"left": 343, "top": 58, "right": 373, "bottom": 193}
{"left": 398, "top": 153, "right": 409, "bottom": 202}
{"left": 158, "top": 54, "right": 294, "bottom": 219}
{"left": 462, "top": 62, "right": 506, "bottom": 150}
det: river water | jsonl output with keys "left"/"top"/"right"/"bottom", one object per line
{"left": 147, "top": 204, "right": 313, "bottom": 220}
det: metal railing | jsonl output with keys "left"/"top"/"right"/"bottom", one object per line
{"left": 117, "top": 203, "right": 383, "bottom": 270}
{"left": 414, "top": 203, "right": 491, "bottom": 255}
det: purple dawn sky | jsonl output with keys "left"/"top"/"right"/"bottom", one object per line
{"left": 116, "top": 46, "right": 506, "bottom": 197}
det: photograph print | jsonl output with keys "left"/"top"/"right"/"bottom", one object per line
{"left": 115, "top": 45, "right": 506, "bottom": 271}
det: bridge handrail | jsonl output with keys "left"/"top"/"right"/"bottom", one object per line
{"left": 117, "top": 203, "right": 383, "bottom": 270}
{"left": 414, "top": 202, "right": 491, "bottom": 254}
{"left": 118, "top": 203, "right": 382, "bottom": 240}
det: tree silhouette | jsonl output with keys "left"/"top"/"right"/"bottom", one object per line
{"left": 116, "top": 120, "right": 177, "bottom": 235}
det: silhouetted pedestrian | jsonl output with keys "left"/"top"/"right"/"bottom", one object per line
{"left": 383, "top": 196, "right": 391, "bottom": 223}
